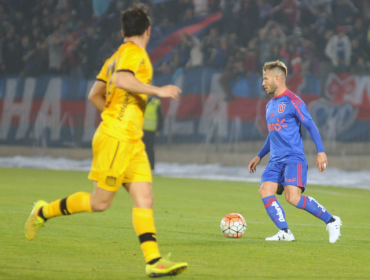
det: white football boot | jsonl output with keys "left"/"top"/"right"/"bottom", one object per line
{"left": 265, "top": 229, "right": 295, "bottom": 241}
{"left": 326, "top": 216, "right": 342, "bottom": 243}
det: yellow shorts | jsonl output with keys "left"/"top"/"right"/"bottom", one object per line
{"left": 88, "top": 130, "right": 152, "bottom": 192}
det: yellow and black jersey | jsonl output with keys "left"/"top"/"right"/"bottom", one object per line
{"left": 96, "top": 41, "right": 153, "bottom": 142}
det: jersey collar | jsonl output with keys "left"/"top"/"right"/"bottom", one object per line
{"left": 274, "top": 89, "right": 289, "bottom": 99}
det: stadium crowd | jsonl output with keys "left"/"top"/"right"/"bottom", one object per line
{"left": 0, "top": 0, "right": 203, "bottom": 77}
{"left": 1, "top": 0, "right": 370, "bottom": 95}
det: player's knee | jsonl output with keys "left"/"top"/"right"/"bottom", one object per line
{"left": 91, "top": 200, "right": 112, "bottom": 212}
{"left": 285, "top": 195, "right": 300, "bottom": 206}
{"left": 134, "top": 192, "right": 153, "bottom": 208}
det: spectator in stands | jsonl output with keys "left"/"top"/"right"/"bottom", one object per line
{"left": 157, "top": 17, "right": 173, "bottom": 36}
{"left": 3, "top": 0, "right": 370, "bottom": 81}
{"left": 175, "top": 33, "right": 193, "bottom": 68}
{"left": 1, "top": 25, "right": 23, "bottom": 74}
{"left": 13, "top": 11, "right": 27, "bottom": 37}
{"left": 240, "top": 0, "right": 260, "bottom": 44}
{"left": 65, "top": 10, "right": 82, "bottom": 32}
{"left": 209, "top": 34, "right": 229, "bottom": 69}
{"left": 314, "top": 10, "right": 330, "bottom": 32}
{"left": 280, "top": 38, "right": 302, "bottom": 75}
{"left": 350, "top": 38, "right": 369, "bottom": 73}
{"left": 41, "top": 8, "right": 54, "bottom": 36}
{"left": 258, "top": 21, "right": 286, "bottom": 65}
{"left": 219, "top": 47, "right": 246, "bottom": 102}
{"left": 269, "top": 44, "right": 282, "bottom": 61}
{"left": 220, "top": 0, "right": 240, "bottom": 34}
{"left": 209, "top": 0, "right": 221, "bottom": 13}
{"left": 353, "top": 56, "right": 370, "bottom": 75}
{"left": 79, "top": 26, "right": 102, "bottom": 78}
{"left": 47, "top": 29, "right": 64, "bottom": 74}
{"left": 178, "top": 0, "right": 195, "bottom": 21}
{"left": 270, "top": 0, "right": 301, "bottom": 29}
{"left": 258, "top": 0, "right": 272, "bottom": 26}
{"left": 332, "top": 0, "right": 358, "bottom": 27}
{"left": 351, "top": 18, "right": 366, "bottom": 44}
{"left": 245, "top": 38, "right": 259, "bottom": 75}
{"left": 298, "top": 1, "right": 330, "bottom": 31}
{"left": 186, "top": 35, "right": 203, "bottom": 69}
{"left": 20, "top": 35, "right": 38, "bottom": 76}
{"left": 31, "top": 27, "right": 46, "bottom": 47}
{"left": 36, "top": 41, "right": 49, "bottom": 75}
{"left": 0, "top": 4, "right": 10, "bottom": 29}
{"left": 202, "top": 27, "right": 219, "bottom": 66}
{"left": 310, "top": 0, "right": 331, "bottom": 15}
{"left": 55, "top": 0, "right": 74, "bottom": 24}
{"left": 301, "top": 39, "right": 319, "bottom": 76}
{"left": 287, "top": 27, "right": 304, "bottom": 50}
{"left": 325, "top": 26, "right": 352, "bottom": 74}
{"left": 60, "top": 32, "right": 80, "bottom": 75}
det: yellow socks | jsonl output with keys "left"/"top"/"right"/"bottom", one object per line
{"left": 41, "top": 192, "right": 92, "bottom": 219}
{"left": 133, "top": 208, "right": 161, "bottom": 264}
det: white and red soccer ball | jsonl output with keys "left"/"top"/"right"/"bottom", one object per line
{"left": 220, "top": 213, "right": 247, "bottom": 238}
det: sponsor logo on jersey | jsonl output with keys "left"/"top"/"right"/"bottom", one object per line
{"left": 268, "top": 118, "right": 287, "bottom": 131}
{"left": 285, "top": 177, "right": 296, "bottom": 183}
{"left": 270, "top": 112, "right": 274, "bottom": 117}
{"left": 271, "top": 201, "right": 286, "bottom": 222}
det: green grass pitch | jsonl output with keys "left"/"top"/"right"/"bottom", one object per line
{"left": 1, "top": 168, "right": 370, "bottom": 280}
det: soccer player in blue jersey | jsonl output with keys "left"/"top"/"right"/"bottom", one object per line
{"left": 248, "top": 60, "right": 342, "bottom": 243}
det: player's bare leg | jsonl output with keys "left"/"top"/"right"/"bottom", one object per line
{"left": 260, "top": 182, "right": 295, "bottom": 241}
{"left": 284, "top": 185, "right": 302, "bottom": 207}
{"left": 285, "top": 185, "right": 342, "bottom": 243}
{"left": 124, "top": 182, "right": 187, "bottom": 277}
{"left": 90, "top": 182, "right": 116, "bottom": 212}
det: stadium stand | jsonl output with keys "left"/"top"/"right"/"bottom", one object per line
{"left": 1, "top": 0, "right": 370, "bottom": 169}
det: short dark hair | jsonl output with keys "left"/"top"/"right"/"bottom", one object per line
{"left": 121, "top": 4, "right": 150, "bottom": 37}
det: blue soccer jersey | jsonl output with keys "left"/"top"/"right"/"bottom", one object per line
{"left": 258, "top": 89, "right": 324, "bottom": 164}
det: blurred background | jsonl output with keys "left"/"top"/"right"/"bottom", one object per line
{"left": 0, "top": 0, "right": 369, "bottom": 171}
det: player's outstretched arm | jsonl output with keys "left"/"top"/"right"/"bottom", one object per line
{"left": 88, "top": 80, "right": 106, "bottom": 112}
{"left": 248, "top": 156, "right": 261, "bottom": 173}
{"left": 116, "top": 72, "right": 180, "bottom": 100}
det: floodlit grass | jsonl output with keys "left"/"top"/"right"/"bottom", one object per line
{"left": 0, "top": 168, "right": 369, "bottom": 280}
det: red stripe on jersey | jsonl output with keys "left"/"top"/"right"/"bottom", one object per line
{"left": 289, "top": 92, "right": 303, "bottom": 105}
{"left": 291, "top": 100, "right": 305, "bottom": 121}
{"left": 286, "top": 91, "right": 303, "bottom": 105}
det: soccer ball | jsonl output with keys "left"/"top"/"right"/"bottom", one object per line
{"left": 220, "top": 213, "right": 247, "bottom": 238}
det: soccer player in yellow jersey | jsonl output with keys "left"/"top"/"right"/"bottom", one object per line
{"left": 25, "top": 4, "right": 188, "bottom": 278}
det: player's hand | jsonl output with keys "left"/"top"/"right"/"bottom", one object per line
{"left": 157, "top": 85, "right": 181, "bottom": 100}
{"left": 248, "top": 156, "right": 261, "bottom": 173}
{"left": 316, "top": 152, "right": 328, "bottom": 173}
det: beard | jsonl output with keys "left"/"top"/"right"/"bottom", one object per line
{"left": 266, "top": 82, "right": 277, "bottom": 94}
